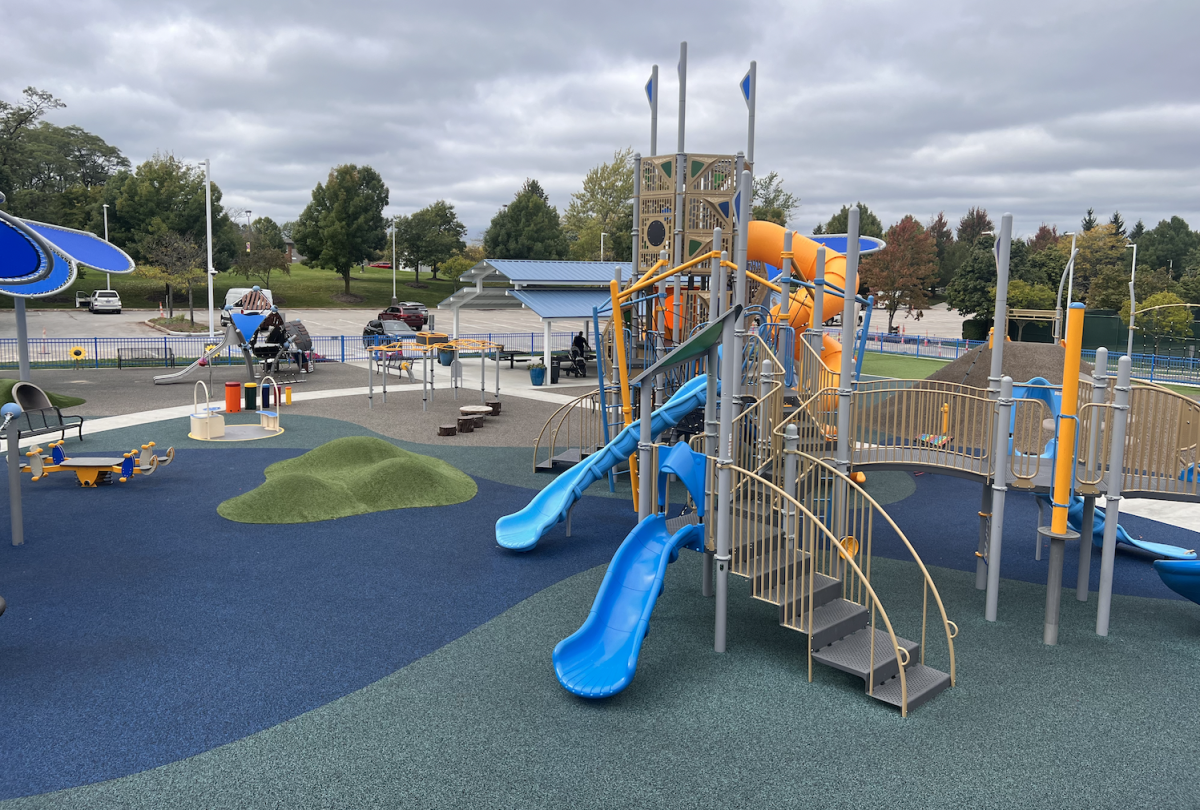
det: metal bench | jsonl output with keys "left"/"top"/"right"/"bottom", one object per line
{"left": 1, "top": 381, "right": 84, "bottom": 443}
{"left": 117, "top": 347, "right": 177, "bottom": 369}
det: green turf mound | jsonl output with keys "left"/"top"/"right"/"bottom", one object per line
{"left": 217, "top": 436, "right": 477, "bottom": 524}
{"left": 0, "top": 378, "right": 85, "bottom": 409}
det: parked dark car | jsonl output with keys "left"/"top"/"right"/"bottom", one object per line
{"left": 363, "top": 319, "right": 415, "bottom": 348}
{"left": 378, "top": 305, "right": 424, "bottom": 331}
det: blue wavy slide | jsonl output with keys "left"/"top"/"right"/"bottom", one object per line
{"left": 553, "top": 515, "right": 704, "bottom": 698}
{"left": 495, "top": 374, "right": 710, "bottom": 551}
{"left": 1037, "top": 494, "right": 1197, "bottom": 560}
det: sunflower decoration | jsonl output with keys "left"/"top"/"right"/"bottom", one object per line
{"left": 69, "top": 346, "right": 86, "bottom": 368}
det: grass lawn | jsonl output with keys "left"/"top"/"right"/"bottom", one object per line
{"left": 859, "top": 351, "right": 950, "bottom": 380}
{"left": 1, "top": 265, "right": 478, "bottom": 311}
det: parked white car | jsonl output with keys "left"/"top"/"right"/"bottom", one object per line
{"left": 87, "top": 290, "right": 122, "bottom": 314}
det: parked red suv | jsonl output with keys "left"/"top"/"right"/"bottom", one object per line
{"left": 378, "top": 305, "right": 424, "bottom": 331}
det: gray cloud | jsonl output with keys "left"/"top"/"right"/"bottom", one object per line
{"left": 3, "top": 0, "right": 1196, "bottom": 242}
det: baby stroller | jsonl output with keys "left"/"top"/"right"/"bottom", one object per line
{"left": 562, "top": 346, "right": 588, "bottom": 378}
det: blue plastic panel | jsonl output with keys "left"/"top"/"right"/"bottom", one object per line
{"left": 22, "top": 220, "right": 135, "bottom": 273}
{"left": 0, "top": 212, "right": 55, "bottom": 283}
{"left": 0, "top": 246, "right": 77, "bottom": 298}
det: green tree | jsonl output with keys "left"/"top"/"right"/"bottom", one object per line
{"left": 0, "top": 87, "right": 65, "bottom": 194}
{"left": 751, "top": 171, "right": 799, "bottom": 226}
{"left": 1081, "top": 207, "right": 1098, "bottom": 232}
{"left": 812, "top": 202, "right": 883, "bottom": 238}
{"left": 394, "top": 200, "right": 467, "bottom": 281}
{"left": 484, "top": 179, "right": 569, "bottom": 260}
{"left": 1137, "top": 216, "right": 1200, "bottom": 278}
{"left": 293, "top": 164, "right": 390, "bottom": 295}
{"left": 925, "top": 211, "right": 955, "bottom": 293}
{"left": 251, "top": 216, "right": 286, "bottom": 251}
{"left": 860, "top": 215, "right": 938, "bottom": 332}
{"left": 439, "top": 244, "right": 487, "bottom": 284}
{"left": 136, "top": 231, "right": 205, "bottom": 322}
{"left": 1070, "top": 224, "right": 1129, "bottom": 303}
{"left": 563, "top": 148, "right": 634, "bottom": 261}
{"left": 1109, "top": 211, "right": 1126, "bottom": 238}
{"left": 1129, "top": 219, "right": 1145, "bottom": 242}
{"left": 944, "top": 235, "right": 996, "bottom": 317}
{"left": 1028, "top": 224, "right": 1059, "bottom": 253}
{"left": 105, "top": 153, "right": 240, "bottom": 270}
{"left": 1123, "top": 290, "right": 1193, "bottom": 354}
{"left": 232, "top": 216, "right": 289, "bottom": 288}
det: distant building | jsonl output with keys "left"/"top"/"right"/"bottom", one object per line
{"left": 284, "top": 238, "right": 305, "bottom": 264}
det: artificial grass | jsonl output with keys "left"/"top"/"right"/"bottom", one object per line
{"left": 0, "top": 378, "right": 85, "bottom": 409}
{"left": 217, "top": 436, "right": 476, "bottom": 523}
{"left": 859, "top": 351, "right": 950, "bottom": 380}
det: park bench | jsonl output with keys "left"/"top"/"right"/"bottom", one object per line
{"left": 1, "top": 381, "right": 84, "bottom": 443}
{"left": 117, "top": 347, "right": 177, "bottom": 369}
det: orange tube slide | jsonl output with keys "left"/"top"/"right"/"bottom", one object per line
{"left": 747, "top": 220, "right": 848, "bottom": 373}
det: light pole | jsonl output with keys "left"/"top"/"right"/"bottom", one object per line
{"left": 600, "top": 232, "right": 608, "bottom": 263}
{"left": 101, "top": 203, "right": 111, "bottom": 290}
{"left": 1053, "top": 232, "right": 1077, "bottom": 341}
{"left": 204, "top": 159, "right": 215, "bottom": 338}
{"left": 245, "top": 210, "right": 253, "bottom": 252}
{"left": 391, "top": 219, "right": 397, "bottom": 304}
{"left": 1126, "top": 242, "right": 1138, "bottom": 356}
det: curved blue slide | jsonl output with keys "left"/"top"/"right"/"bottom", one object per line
{"left": 1037, "top": 494, "right": 1197, "bottom": 560}
{"left": 495, "top": 374, "right": 710, "bottom": 551}
{"left": 553, "top": 515, "right": 704, "bottom": 698}
{"left": 1153, "top": 560, "right": 1200, "bottom": 604}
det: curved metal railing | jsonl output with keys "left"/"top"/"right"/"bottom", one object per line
{"left": 531, "top": 388, "right": 605, "bottom": 472}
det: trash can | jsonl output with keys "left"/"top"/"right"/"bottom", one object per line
{"left": 225, "top": 381, "right": 242, "bottom": 413}
{"left": 550, "top": 361, "right": 560, "bottom": 385}
{"left": 244, "top": 382, "right": 258, "bottom": 412}
{"left": 439, "top": 348, "right": 455, "bottom": 367}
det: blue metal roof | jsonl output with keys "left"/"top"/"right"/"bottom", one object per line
{"left": 484, "top": 260, "right": 633, "bottom": 286}
{"left": 510, "top": 289, "right": 614, "bottom": 320}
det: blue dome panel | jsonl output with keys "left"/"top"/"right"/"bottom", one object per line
{"left": 22, "top": 220, "right": 135, "bottom": 273}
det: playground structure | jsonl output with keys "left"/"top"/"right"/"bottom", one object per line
{"left": 155, "top": 298, "right": 313, "bottom": 386}
{"left": 366, "top": 334, "right": 503, "bottom": 415}
{"left": 497, "top": 45, "right": 1200, "bottom": 715}
{"left": 23, "top": 439, "right": 173, "bottom": 487}
{"left": 188, "top": 378, "right": 284, "bottom": 441}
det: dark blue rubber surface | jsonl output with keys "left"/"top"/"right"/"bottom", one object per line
{"left": 878, "top": 472, "right": 1197, "bottom": 600}
{"left": 0, "top": 447, "right": 634, "bottom": 800}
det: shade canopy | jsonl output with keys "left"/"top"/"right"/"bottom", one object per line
{"left": 509, "top": 289, "right": 614, "bottom": 320}
{"left": 0, "top": 208, "right": 136, "bottom": 298}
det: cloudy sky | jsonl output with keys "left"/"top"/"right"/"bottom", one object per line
{"left": 4, "top": 0, "right": 1197, "bottom": 242}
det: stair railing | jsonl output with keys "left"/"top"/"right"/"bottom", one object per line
{"left": 789, "top": 450, "right": 957, "bottom": 688}
{"left": 531, "top": 389, "right": 605, "bottom": 472}
{"left": 1122, "top": 384, "right": 1200, "bottom": 498}
{"left": 721, "top": 462, "right": 918, "bottom": 715}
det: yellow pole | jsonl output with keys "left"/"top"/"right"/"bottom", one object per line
{"left": 941, "top": 403, "right": 949, "bottom": 435}
{"left": 1050, "top": 303, "right": 1085, "bottom": 534}
{"left": 609, "top": 279, "right": 638, "bottom": 511}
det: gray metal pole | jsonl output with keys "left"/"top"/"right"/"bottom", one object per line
{"left": 205, "top": 158, "right": 216, "bottom": 338}
{"left": 985, "top": 376, "right": 1014, "bottom": 621}
{"left": 638, "top": 381, "right": 653, "bottom": 523}
{"left": 701, "top": 232, "right": 724, "bottom": 597}
{"left": 677, "top": 42, "right": 686, "bottom": 154}
{"left": 1097, "top": 355, "right": 1132, "bottom": 636}
{"left": 835, "top": 209, "right": 859, "bottom": 476}
{"left": 732, "top": 170, "right": 751, "bottom": 405}
{"left": 810, "top": 245, "right": 825, "bottom": 359}
{"left": 1076, "top": 347, "right": 1109, "bottom": 600}
{"left": 712, "top": 242, "right": 728, "bottom": 320}
{"left": 1127, "top": 244, "right": 1138, "bottom": 356}
{"left": 7, "top": 417, "right": 23, "bottom": 546}
{"left": 989, "top": 214, "right": 1013, "bottom": 399}
{"left": 745, "top": 61, "right": 756, "bottom": 165}
{"left": 14, "top": 298, "right": 30, "bottom": 382}
{"left": 648, "top": 67, "right": 658, "bottom": 157}
{"left": 714, "top": 267, "right": 737, "bottom": 652}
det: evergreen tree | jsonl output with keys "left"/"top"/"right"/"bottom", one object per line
{"left": 1129, "top": 219, "right": 1146, "bottom": 242}
{"left": 956, "top": 207, "right": 993, "bottom": 244}
{"left": 483, "top": 179, "right": 569, "bottom": 260}
{"left": 1081, "top": 207, "right": 1098, "bottom": 232}
{"left": 1109, "top": 211, "right": 1126, "bottom": 238}
{"left": 817, "top": 202, "right": 883, "bottom": 238}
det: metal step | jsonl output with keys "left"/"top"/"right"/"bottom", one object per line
{"left": 665, "top": 512, "right": 701, "bottom": 534}
{"left": 777, "top": 573, "right": 845, "bottom": 628}
{"left": 800, "top": 597, "right": 871, "bottom": 650}
{"left": 534, "top": 446, "right": 600, "bottom": 472}
{"left": 750, "top": 549, "right": 809, "bottom": 599}
{"left": 811, "top": 627, "right": 920, "bottom": 687}
{"left": 870, "top": 664, "right": 952, "bottom": 713}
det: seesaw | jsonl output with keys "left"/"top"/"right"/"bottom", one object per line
{"left": 24, "top": 440, "right": 174, "bottom": 487}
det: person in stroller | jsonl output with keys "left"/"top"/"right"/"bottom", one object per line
{"left": 567, "top": 331, "right": 590, "bottom": 378}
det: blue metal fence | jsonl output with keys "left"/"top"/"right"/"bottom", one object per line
{"left": 0, "top": 332, "right": 578, "bottom": 371}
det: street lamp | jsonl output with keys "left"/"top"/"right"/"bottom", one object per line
{"left": 1053, "top": 232, "right": 1078, "bottom": 341}
{"left": 203, "top": 159, "right": 215, "bottom": 338}
{"left": 101, "top": 203, "right": 111, "bottom": 290}
{"left": 391, "top": 219, "right": 398, "bottom": 304}
{"left": 245, "top": 210, "right": 253, "bottom": 252}
{"left": 1126, "top": 241, "right": 1138, "bottom": 356}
